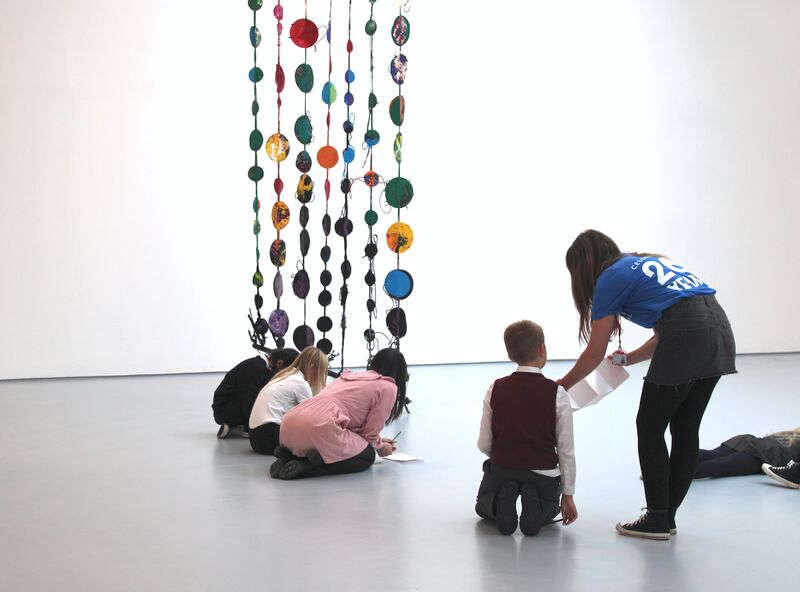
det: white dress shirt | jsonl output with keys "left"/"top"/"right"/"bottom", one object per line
{"left": 477, "top": 366, "right": 576, "bottom": 495}
{"left": 249, "top": 369, "right": 313, "bottom": 429}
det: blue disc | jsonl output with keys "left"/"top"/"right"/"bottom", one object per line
{"left": 384, "top": 269, "right": 414, "bottom": 300}
{"left": 342, "top": 146, "right": 355, "bottom": 163}
{"left": 344, "top": 69, "right": 355, "bottom": 83}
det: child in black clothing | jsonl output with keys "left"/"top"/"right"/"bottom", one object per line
{"left": 212, "top": 348, "right": 299, "bottom": 438}
{"left": 475, "top": 320, "right": 578, "bottom": 535}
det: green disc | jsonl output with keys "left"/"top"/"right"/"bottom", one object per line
{"left": 294, "top": 115, "right": 313, "bottom": 144}
{"left": 249, "top": 129, "right": 263, "bottom": 151}
{"left": 385, "top": 177, "right": 413, "bottom": 208}
{"left": 365, "top": 209, "right": 378, "bottom": 226}
{"left": 295, "top": 63, "right": 314, "bottom": 93}
{"left": 389, "top": 96, "right": 405, "bottom": 126}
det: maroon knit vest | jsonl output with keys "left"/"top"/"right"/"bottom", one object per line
{"left": 490, "top": 372, "right": 558, "bottom": 471}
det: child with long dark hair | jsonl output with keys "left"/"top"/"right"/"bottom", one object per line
{"left": 559, "top": 230, "right": 736, "bottom": 540}
{"left": 269, "top": 348, "right": 409, "bottom": 480}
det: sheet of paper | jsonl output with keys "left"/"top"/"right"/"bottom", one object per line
{"left": 384, "top": 452, "right": 423, "bottom": 462}
{"left": 567, "top": 358, "right": 630, "bottom": 410}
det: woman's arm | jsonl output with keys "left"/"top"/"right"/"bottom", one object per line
{"left": 558, "top": 315, "right": 616, "bottom": 391}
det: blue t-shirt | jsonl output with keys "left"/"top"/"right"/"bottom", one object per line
{"left": 591, "top": 255, "right": 716, "bottom": 328}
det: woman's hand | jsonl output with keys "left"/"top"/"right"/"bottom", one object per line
{"left": 378, "top": 440, "right": 396, "bottom": 457}
{"left": 561, "top": 495, "right": 578, "bottom": 525}
{"left": 607, "top": 348, "right": 628, "bottom": 366}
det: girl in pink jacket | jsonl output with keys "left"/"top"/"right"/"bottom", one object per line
{"left": 270, "top": 348, "right": 409, "bottom": 480}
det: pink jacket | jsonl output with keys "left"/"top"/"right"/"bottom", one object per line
{"left": 279, "top": 370, "right": 398, "bottom": 463}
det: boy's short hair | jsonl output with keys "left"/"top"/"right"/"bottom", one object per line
{"left": 503, "top": 321, "right": 545, "bottom": 364}
{"left": 270, "top": 348, "right": 300, "bottom": 367}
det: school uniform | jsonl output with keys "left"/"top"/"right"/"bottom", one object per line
{"left": 592, "top": 255, "right": 736, "bottom": 512}
{"left": 248, "top": 370, "right": 313, "bottom": 455}
{"left": 475, "top": 367, "right": 575, "bottom": 530}
{"left": 212, "top": 354, "right": 272, "bottom": 429}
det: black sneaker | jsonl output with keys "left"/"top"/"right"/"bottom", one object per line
{"left": 495, "top": 481, "right": 519, "bottom": 535}
{"left": 217, "top": 424, "right": 245, "bottom": 439}
{"left": 762, "top": 461, "right": 800, "bottom": 489}
{"left": 278, "top": 459, "right": 315, "bottom": 480}
{"left": 268, "top": 446, "right": 293, "bottom": 478}
{"left": 519, "top": 484, "right": 544, "bottom": 536}
{"left": 306, "top": 449, "right": 325, "bottom": 467}
{"left": 616, "top": 509, "right": 670, "bottom": 540}
{"left": 668, "top": 507, "right": 677, "bottom": 535}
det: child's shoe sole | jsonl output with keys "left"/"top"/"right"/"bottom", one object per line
{"left": 615, "top": 522, "right": 670, "bottom": 540}
{"left": 495, "top": 481, "right": 519, "bottom": 535}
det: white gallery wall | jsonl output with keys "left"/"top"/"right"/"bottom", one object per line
{"left": 1, "top": 1, "right": 798, "bottom": 379}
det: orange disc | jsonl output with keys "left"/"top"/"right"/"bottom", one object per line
{"left": 316, "top": 145, "right": 339, "bottom": 169}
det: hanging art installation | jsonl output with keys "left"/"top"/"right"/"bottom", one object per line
{"left": 246, "top": 0, "right": 414, "bottom": 367}
{"left": 289, "top": 2, "right": 318, "bottom": 351}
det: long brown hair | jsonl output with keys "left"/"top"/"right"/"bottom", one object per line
{"left": 565, "top": 230, "right": 623, "bottom": 344}
{"left": 368, "top": 347, "right": 408, "bottom": 424}
{"left": 268, "top": 346, "right": 329, "bottom": 395}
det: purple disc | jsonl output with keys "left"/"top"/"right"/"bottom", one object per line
{"left": 268, "top": 309, "right": 289, "bottom": 337}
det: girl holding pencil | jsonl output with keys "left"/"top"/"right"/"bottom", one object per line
{"left": 270, "top": 348, "right": 409, "bottom": 480}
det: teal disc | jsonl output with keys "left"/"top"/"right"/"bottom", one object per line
{"left": 249, "top": 129, "right": 263, "bottom": 151}
{"left": 295, "top": 63, "right": 314, "bottom": 93}
{"left": 385, "top": 176, "right": 413, "bottom": 208}
{"left": 294, "top": 115, "right": 313, "bottom": 144}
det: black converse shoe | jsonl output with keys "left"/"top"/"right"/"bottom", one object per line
{"left": 668, "top": 508, "right": 677, "bottom": 535}
{"left": 616, "top": 509, "right": 670, "bottom": 540}
{"left": 217, "top": 424, "right": 231, "bottom": 439}
{"left": 519, "top": 484, "right": 544, "bottom": 536}
{"left": 495, "top": 481, "right": 520, "bottom": 535}
{"left": 762, "top": 460, "right": 800, "bottom": 489}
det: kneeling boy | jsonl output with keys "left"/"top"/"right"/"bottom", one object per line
{"left": 475, "top": 320, "right": 578, "bottom": 535}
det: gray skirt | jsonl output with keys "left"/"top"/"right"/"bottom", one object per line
{"left": 645, "top": 294, "right": 737, "bottom": 386}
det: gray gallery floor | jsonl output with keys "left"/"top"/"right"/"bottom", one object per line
{"left": 1, "top": 354, "right": 798, "bottom": 592}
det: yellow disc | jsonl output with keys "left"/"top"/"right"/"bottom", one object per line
{"left": 265, "top": 133, "right": 290, "bottom": 162}
{"left": 272, "top": 201, "right": 290, "bottom": 230}
{"left": 386, "top": 222, "right": 414, "bottom": 253}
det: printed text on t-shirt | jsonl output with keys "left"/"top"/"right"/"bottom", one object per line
{"left": 631, "top": 257, "right": 706, "bottom": 292}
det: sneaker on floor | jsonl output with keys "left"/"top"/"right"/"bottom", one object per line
{"left": 519, "top": 484, "right": 544, "bottom": 536}
{"left": 306, "top": 449, "right": 324, "bottom": 467}
{"left": 668, "top": 508, "right": 677, "bottom": 535}
{"left": 616, "top": 509, "right": 670, "bottom": 541}
{"left": 269, "top": 457, "right": 287, "bottom": 478}
{"left": 278, "top": 459, "right": 315, "bottom": 480}
{"left": 273, "top": 446, "right": 292, "bottom": 459}
{"left": 495, "top": 481, "right": 520, "bottom": 535}
{"left": 762, "top": 460, "right": 800, "bottom": 489}
{"left": 218, "top": 424, "right": 245, "bottom": 439}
